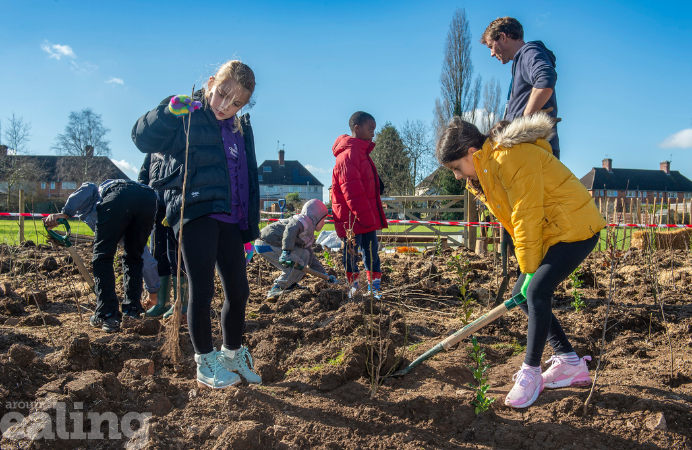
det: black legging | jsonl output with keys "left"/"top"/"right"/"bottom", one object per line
{"left": 511, "top": 234, "right": 599, "bottom": 367}
{"left": 181, "top": 217, "right": 249, "bottom": 354}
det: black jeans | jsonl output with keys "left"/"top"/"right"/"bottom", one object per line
{"left": 511, "top": 234, "right": 599, "bottom": 366}
{"left": 93, "top": 183, "right": 157, "bottom": 319}
{"left": 151, "top": 209, "right": 171, "bottom": 277}
{"left": 181, "top": 217, "right": 249, "bottom": 354}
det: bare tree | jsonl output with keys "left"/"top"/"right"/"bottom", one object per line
{"left": 0, "top": 114, "right": 45, "bottom": 210}
{"left": 433, "top": 7, "right": 483, "bottom": 138}
{"left": 401, "top": 120, "right": 434, "bottom": 193}
{"left": 480, "top": 77, "right": 503, "bottom": 133}
{"left": 4, "top": 114, "right": 32, "bottom": 154}
{"left": 53, "top": 108, "right": 112, "bottom": 183}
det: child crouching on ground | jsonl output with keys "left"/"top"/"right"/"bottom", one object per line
{"left": 255, "top": 199, "right": 337, "bottom": 299}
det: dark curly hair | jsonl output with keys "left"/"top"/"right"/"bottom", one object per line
{"left": 349, "top": 111, "right": 376, "bottom": 131}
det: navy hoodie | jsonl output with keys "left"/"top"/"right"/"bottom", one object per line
{"left": 504, "top": 40, "right": 559, "bottom": 153}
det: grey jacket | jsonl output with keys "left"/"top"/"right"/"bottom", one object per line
{"left": 259, "top": 199, "right": 328, "bottom": 251}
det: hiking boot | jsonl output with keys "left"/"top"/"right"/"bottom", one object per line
{"left": 123, "top": 309, "right": 144, "bottom": 319}
{"left": 219, "top": 345, "right": 262, "bottom": 384}
{"left": 542, "top": 355, "right": 592, "bottom": 389}
{"left": 505, "top": 367, "right": 544, "bottom": 408}
{"left": 195, "top": 350, "right": 241, "bottom": 389}
{"left": 146, "top": 275, "right": 171, "bottom": 318}
{"left": 89, "top": 314, "right": 120, "bottom": 333}
{"left": 267, "top": 285, "right": 283, "bottom": 300}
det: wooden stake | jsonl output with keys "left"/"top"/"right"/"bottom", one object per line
{"left": 163, "top": 85, "right": 195, "bottom": 364}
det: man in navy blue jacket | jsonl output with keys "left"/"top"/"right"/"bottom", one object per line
{"left": 481, "top": 17, "right": 561, "bottom": 159}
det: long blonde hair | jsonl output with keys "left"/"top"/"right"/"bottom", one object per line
{"left": 205, "top": 60, "right": 256, "bottom": 133}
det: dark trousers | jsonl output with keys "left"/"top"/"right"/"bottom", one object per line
{"left": 181, "top": 217, "right": 249, "bottom": 354}
{"left": 93, "top": 183, "right": 157, "bottom": 319}
{"left": 511, "top": 234, "right": 599, "bottom": 366}
{"left": 343, "top": 230, "right": 381, "bottom": 274}
{"left": 151, "top": 210, "right": 171, "bottom": 277}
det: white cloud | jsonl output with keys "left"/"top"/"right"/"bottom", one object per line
{"left": 70, "top": 60, "right": 98, "bottom": 75}
{"left": 304, "top": 164, "right": 331, "bottom": 174}
{"left": 659, "top": 129, "right": 692, "bottom": 149}
{"left": 41, "top": 40, "right": 76, "bottom": 60}
{"left": 111, "top": 159, "right": 140, "bottom": 178}
{"left": 106, "top": 77, "right": 124, "bottom": 85}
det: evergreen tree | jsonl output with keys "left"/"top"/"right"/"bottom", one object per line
{"left": 370, "top": 123, "right": 410, "bottom": 195}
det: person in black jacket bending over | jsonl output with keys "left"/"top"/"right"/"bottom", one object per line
{"left": 132, "top": 60, "right": 261, "bottom": 390}
{"left": 138, "top": 153, "right": 188, "bottom": 319}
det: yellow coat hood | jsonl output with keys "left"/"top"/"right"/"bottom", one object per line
{"left": 467, "top": 114, "right": 605, "bottom": 273}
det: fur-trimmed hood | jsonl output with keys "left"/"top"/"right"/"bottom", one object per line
{"left": 491, "top": 113, "right": 555, "bottom": 149}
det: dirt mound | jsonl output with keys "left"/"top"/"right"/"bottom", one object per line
{"left": 0, "top": 242, "right": 690, "bottom": 449}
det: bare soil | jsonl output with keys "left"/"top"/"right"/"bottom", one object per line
{"left": 0, "top": 240, "right": 690, "bottom": 449}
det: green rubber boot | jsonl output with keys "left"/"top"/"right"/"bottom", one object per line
{"left": 146, "top": 275, "right": 172, "bottom": 317}
{"left": 163, "top": 275, "right": 188, "bottom": 320}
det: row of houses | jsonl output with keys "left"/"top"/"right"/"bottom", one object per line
{"left": 0, "top": 145, "right": 324, "bottom": 212}
{"left": 2, "top": 142, "right": 690, "bottom": 213}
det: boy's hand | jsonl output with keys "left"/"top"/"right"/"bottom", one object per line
{"left": 328, "top": 275, "right": 338, "bottom": 284}
{"left": 521, "top": 273, "right": 534, "bottom": 298}
{"left": 279, "top": 250, "right": 293, "bottom": 267}
{"left": 43, "top": 213, "right": 68, "bottom": 229}
{"left": 168, "top": 95, "right": 202, "bottom": 117}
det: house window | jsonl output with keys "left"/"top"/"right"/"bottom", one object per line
{"left": 684, "top": 193, "right": 692, "bottom": 199}
{"left": 638, "top": 191, "right": 647, "bottom": 197}
{"left": 41, "top": 182, "right": 46, "bottom": 189}
{"left": 263, "top": 166, "right": 271, "bottom": 172}
{"left": 668, "top": 192, "right": 677, "bottom": 198}
{"left": 268, "top": 186, "right": 276, "bottom": 192}
{"left": 626, "top": 190, "right": 636, "bottom": 197}
{"left": 607, "top": 190, "right": 617, "bottom": 197}
{"left": 62, "top": 181, "right": 77, "bottom": 190}
{"left": 600, "top": 190, "right": 605, "bottom": 197}
{"left": 258, "top": 175, "right": 263, "bottom": 182}
{"left": 50, "top": 182, "right": 55, "bottom": 189}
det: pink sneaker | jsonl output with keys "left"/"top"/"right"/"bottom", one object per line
{"left": 505, "top": 368, "right": 544, "bottom": 408}
{"left": 542, "top": 355, "right": 592, "bottom": 389}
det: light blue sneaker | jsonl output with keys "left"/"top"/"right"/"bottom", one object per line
{"left": 195, "top": 350, "right": 241, "bottom": 389}
{"left": 220, "top": 345, "right": 262, "bottom": 384}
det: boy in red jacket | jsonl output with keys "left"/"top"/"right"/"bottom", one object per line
{"left": 331, "top": 111, "right": 388, "bottom": 297}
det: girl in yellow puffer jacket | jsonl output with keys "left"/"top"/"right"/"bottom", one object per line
{"left": 436, "top": 113, "right": 605, "bottom": 409}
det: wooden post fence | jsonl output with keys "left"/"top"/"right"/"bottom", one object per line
{"left": 18, "top": 189, "right": 25, "bottom": 243}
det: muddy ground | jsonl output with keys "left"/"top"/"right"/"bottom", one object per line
{"left": 0, "top": 239, "right": 690, "bottom": 449}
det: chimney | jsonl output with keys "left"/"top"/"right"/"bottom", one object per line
{"left": 278, "top": 149, "right": 285, "bottom": 167}
{"left": 660, "top": 161, "right": 670, "bottom": 175}
{"left": 602, "top": 158, "right": 612, "bottom": 173}
{"left": 85, "top": 145, "right": 94, "bottom": 158}
{"left": 0, "top": 145, "right": 7, "bottom": 157}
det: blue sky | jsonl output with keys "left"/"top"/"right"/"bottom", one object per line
{"left": 2, "top": 0, "right": 692, "bottom": 200}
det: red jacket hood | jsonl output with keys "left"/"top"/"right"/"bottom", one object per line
{"left": 332, "top": 135, "right": 376, "bottom": 157}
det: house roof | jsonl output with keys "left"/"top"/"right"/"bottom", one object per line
{"left": 16, "top": 155, "right": 130, "bottom": 181}
{"left": 257, "top": 160, "right": 324, "bottom": 186}
{"left": 580, "top": 167, "right": 692, "bottom": 192}
{"left": 416, "top": 167, "right": 445, "bottom": 189}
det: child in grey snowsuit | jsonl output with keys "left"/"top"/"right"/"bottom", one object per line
{"left": 255, "top": 199, "right": 336, "bottom": 299}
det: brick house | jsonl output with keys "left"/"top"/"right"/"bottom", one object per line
{"left": 580, "top": 158, "right": 692, "bottom": 211}
{"left": 0, "top": 144, "right": 129, "bottom": 211}
{"left": 258, "top": 149, "right": 324, "bottom": 210}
